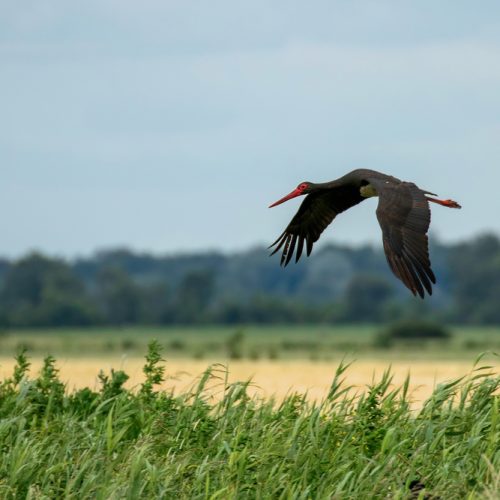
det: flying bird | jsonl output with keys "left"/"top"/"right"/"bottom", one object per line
{"left": 269, "top": 169, "right": 461, "bottom": 298}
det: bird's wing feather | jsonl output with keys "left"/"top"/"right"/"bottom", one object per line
{"left": 270, "top": 185, "right": 365, "bottom": 266}
{"left": 367, "top": 178, "right": 435, "bottom": 298}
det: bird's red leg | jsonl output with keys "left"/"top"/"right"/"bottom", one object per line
{"left": 426, "top": 197, "right": 462, "bottom": 209}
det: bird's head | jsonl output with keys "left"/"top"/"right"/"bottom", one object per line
{"left": 269, "top": 182, "right": 313, "bottom": 208}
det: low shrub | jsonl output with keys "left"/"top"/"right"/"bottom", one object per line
{"left": 375, "top": 320, "right": 451, "bottom": 347}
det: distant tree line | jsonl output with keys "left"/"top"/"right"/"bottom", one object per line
{"left": 0, "top": 233, "right": 499, "bottom": 327}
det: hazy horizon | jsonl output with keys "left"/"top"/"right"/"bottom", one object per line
{"left": 2, "top": 227, "right": 498, "bottom": 262}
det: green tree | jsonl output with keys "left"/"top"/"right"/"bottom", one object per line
{"left": 341, "top": 274, "right": 395, "bottom": 322}
{"left": 0, "top": 253, "right": 96, "bottom": 326}
{"left": 139, "top": 282, "right": 170, "bottom": 324}
{"left": 448, "top": 234, "right": 500, "bottom": 323}
{"left": 173, "top": 270, "right": 215, "bottom": 323}
{"left": 96, "top": 267, "right": 142, "bottom": 325}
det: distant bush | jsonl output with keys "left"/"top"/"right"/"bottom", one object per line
{"left": 15, "top": 341, "right": 34, "bottom": 352}
{"left": 193, "top": 349, "right": 205, "bottom": 360}
{"left": 267, "top": 346, "right": 279, "bottom": 360}
{"left": 281, "top": 340, "right": 319, "bottom": 351}
{"left": 103, "top": 340, "right": 116, "bottom": 351}
{"left": 248, "top": 348, "right": 261, "bottom": 361}
{"left": 375, "top": 320, "right": 451, "bottom": 348}
{"left": 121, "top": 338, "right": 137, "bottom": 350}
{"left": 168, "top": 339, "right": 186, "bottom": 351}
{"left": 461, "top": 339, "right": 493, "bottom": 351}
{"left": 226, "top": 330, "right": 245, "bottom": 360}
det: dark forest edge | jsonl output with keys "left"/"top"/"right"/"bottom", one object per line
{"left": 0, "top": 232, "right": 499, "bottom": 327}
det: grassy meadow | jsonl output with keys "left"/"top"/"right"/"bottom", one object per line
{"left": 0, "top": 327, "right": 499, "bottom": 498}
{"left": 0, "top": 342, "right": 498, "bottom": 499}
{"left": 1, "top": 324, "right": 499, "bottom": 359}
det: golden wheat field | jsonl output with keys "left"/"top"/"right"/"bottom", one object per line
{"left": 1, "top": 357, "right": 497, "bottom": 405}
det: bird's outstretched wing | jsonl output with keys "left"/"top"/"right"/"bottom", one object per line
{"left": 269, "top": 185, "right": 365, "bottom": 266}
{"left": 367, "top": 178, "right": 435, "bottom": 298}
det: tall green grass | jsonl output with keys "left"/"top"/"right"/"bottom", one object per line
{"left": 0, "top": 344, "right": 498, "bottom": 499}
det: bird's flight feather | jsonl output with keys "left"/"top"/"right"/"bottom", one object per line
{"left": 269, "top": 185, "right": 364, "bottom": 266}
{"left": 367, "top": 177, "right": 435, "bottom": 298}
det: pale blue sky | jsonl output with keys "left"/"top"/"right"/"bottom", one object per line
{"left": 1, "top": 1, "right": 499, "bottom": 257}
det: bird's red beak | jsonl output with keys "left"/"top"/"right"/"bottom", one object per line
{"left": 269, "top": 188, "right": 303, "bottom": 208}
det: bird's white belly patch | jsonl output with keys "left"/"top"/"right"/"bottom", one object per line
{"left": 360, "top": 184, "right": 378, "bottom": 198}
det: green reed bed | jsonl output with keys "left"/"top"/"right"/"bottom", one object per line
{"left": 0, "top": 343, "right": 498, "bottom": 499}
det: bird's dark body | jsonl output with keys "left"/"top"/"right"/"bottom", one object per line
{"left": 269, "top": 169, "right": 461, "bottom": 298}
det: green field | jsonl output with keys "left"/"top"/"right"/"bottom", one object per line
{"left": 1, "top": 324, "right": 499, "bottom": 360}
{"left": 0, "top": 343, "right": 498, "bottom": 499}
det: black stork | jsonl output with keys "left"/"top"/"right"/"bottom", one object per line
{"left": 269, "top": 169, "right": 461, "bottom": 298}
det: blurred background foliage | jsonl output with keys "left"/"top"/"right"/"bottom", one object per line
{"left": 0, "top": 232, "right": 499, "bottom": 328}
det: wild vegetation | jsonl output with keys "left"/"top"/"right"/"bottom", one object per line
{"left": 1, "top": 325, "right": 499, "bottom": 359}
{"left": 0, "top": 233, "right": 499, "bottom": 327}
{"left": 0, "top": 343, "right": 498, "bottom": 499}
